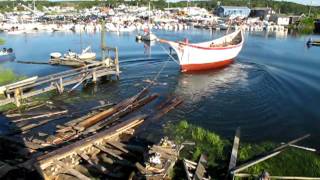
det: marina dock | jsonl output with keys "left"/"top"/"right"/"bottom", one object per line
{"left": 0, "top": 53, "right": 120, "bottom": 107}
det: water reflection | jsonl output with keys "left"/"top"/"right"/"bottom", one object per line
{"left": 174, "top": 63, "right": 251, "bottom": 103}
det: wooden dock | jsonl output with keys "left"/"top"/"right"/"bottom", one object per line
{"left": 0, "top": 58, "right": 120, "bottom": 107}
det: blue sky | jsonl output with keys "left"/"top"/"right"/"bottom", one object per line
{"left": 281, "top": 0, "right": 320, "bottom": 6}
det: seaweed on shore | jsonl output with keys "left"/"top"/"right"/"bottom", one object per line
{"left": 164, "top": 120, "right": 320, "bottom": 179}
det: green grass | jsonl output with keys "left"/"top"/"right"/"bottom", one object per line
{"left": 0, "top": 68, "right": 23, "bottom": 85}
{"left": 0, "top": 38, "right": 5, "bottom": 45}
{"left": 165, "top": 120, "right": 320, "bottom": 179}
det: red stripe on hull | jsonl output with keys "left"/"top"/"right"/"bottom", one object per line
{"left": 181, "top": 59, "right": 234, "bottom": 72}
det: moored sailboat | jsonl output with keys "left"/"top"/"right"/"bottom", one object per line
{"left": 160, "top": 29, "right": 244, "bottom": 72}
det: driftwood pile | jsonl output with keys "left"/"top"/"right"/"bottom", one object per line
{"left": 0, "top": 88, "right": 183, "bottom": 179}
{"left": 135, "top": 137, "right": 184, "bottom": 180}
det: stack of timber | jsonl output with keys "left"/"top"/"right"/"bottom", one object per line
{"left": 34, "top": 114, "right": 147, "bottom": 179}
{"left": 183, "top": 154, "right": 211, "bottom": 180}
{"left": 0, "top": 88, "right": 183, "bottom": 179}
{"left": 135, "top": 137, "right": 184, "bottom": 180}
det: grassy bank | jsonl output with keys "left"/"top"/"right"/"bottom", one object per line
{"left": 164, "top": 120, "right": 320, "bottom": 179}
{"left": 0, "top": 68, "right": 24, "bottom": 85}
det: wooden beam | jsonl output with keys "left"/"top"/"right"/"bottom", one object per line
{"left": 93, "top": 144, "right": 123, "bottom": 160}
{"left": 231, "top": 151, "right": 282, "bottom": 174}
{"left": 235, "top": 173, "right": 320, "bottom": 180}
{"left": 193, "top": 154, "right": 208, "bottom": 180}
{"left": 228, "top": 127, "right": 240, "bottom": 171}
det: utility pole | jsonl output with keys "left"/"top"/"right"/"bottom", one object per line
{"left": 101, "top": 19, "right": 106, "bottom": 61}
{"left": 308, "top": 0, "right": 312, "bottom": 17}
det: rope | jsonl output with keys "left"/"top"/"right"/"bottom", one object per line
{"left": 143, "top": 43, "right": 179, "bottom": 89}
{"left": 159, "top": 44, "right": 180, "bottom": 65}
{"left": 144, "top": 55, "right": 170, "bottom": 89}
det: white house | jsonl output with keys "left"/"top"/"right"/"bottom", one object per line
{"left": 270, "top": 14, "right": 290, "bottom": 26}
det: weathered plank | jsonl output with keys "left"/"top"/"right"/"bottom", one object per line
{"left": 193, "top": 154, "right": 208, "bottom": 180}
{"left": 235, "top": 173, "right": 320, "bottom": 180}
{"left": 94, "top": 144, "right": 123, "bottom": 160}
{"left": 228, "top": 127, "right": 240, "bottom": 171}
{"left": 34, "top": 114, "right": 146, "bottom": 171}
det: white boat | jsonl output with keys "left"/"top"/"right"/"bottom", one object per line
{"left": 160, "top": 29, "right": 244, "bottom": 72}
{"left": 0, "top": 48, "right": 15, "bottom": 62}
{"left": 50, "top": 46, "right": 96, "bottom": 61}
{"left": 7, "top": 30, "right": 25, "bottom": 35}
{"left": 50, "top": 52, "right": 62, "bottom": 59}
{"left": 136, "top": 30, "right": 158, "bottom": 41}
{"left": 78, "top": 46, "right": 96, "bottom": 60}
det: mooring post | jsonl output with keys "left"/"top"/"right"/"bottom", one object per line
{"left": 59, "top": 77, "right": 64, "bottom": 93}
{"left": 92, "top": 71, "right": 97, "bottom": 83}
{"left": 101, "top": 19, "right": 106, "bottom": 61}
{"left": 14, "top": 88, "right": 21, "bottom": 107}
{"left": 115, "top": 47, "right": 120, "bottom": 80}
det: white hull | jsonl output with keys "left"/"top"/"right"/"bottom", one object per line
{"left": 162, "top": 30, "right": 244, "bottom": 72}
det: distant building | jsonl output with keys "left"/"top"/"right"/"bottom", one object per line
{"left": 0, "top": 13, "right": 4, "bottom": 22}
{"left": 288, "top": 15, "right": 303, "bottom": 25}
{"left": 250, "top": 7, "right": 274, "bottom": 20}
{"left": 315, "top": 19, "right": 320, "bottom": 33}
{"left": 216, "top": 6, "right": 251, "bottom": 18}
{"left": 270, "top": 14, "right": 290, "bottom": 26}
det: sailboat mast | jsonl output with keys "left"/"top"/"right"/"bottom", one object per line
{"left": 148, "top": 1, "right": 151, "bottom": 28}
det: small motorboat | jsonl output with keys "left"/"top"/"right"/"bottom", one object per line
{"left": 50, "top": 52, "right": 62, "bottom": 59}
{"left": 307, "top": 38, "right": 320, "bottom": 47}
{"left": 160, "top": 29, "right": 244, "bottom": 72}
{"left": 50, "top": 46, "right": 96, "bottom": 61}
{"left": 0, "top": 48, "right": 16, "bottom": 62}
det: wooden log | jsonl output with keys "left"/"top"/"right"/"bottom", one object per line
{"left": 228, "top": 127, "right": 240, "bottom": 171}
{"left": 234, "top": 173, "right": 320, "bottom": 180}
{"left": 74, "top": 90, "right": 149, "bottom": 131}
{"left": 10, "top": 110, "right": 68, "bottom": 123}
{"left": 83, "top": 94, "right": 157, "bottom": 134}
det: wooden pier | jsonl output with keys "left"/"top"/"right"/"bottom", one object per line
{"left": 0, "top": 57, "right": 120, "bottom": 107}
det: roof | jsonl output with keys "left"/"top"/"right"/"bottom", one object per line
{"left": 219, "top": 6, "right": 250, "bottom": 10}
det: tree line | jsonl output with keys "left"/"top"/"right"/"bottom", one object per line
{"left": 0, "top": 0, "right": 319, "bottom": 17}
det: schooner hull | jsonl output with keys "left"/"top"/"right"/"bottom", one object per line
{"left": 181, "top": 59, "right": 234, "bottom": 72}
{"left": 162, "top": 30, "right": 244, "bottom": 72}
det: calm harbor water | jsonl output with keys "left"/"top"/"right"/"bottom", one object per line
{"left": 0, "top": 29, "right": 320, "bottom": 147}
